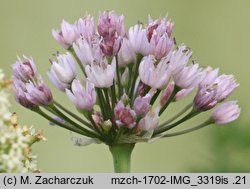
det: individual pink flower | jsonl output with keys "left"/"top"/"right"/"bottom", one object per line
{"left": 173, "top": 63, "right": 205, "bottom": 89}
{"left": 12, "top": 56, "right": 37, "bottom": 82}
{"left": 48, "top": 53, "right": 77, "bottom": 91}
{"left": 66, "top": 79, "right": 96, "bottom": 111}
{"left": 169, "top": 45, "right": 192, "bottom": 75}
{"left": 146, "top": 16, "right": 174, "bottom": 59}
{"left": 211, "top": 101, "right": 240, "bottom": 124}
{"left": 12, "top": 77, "right": 36, "bottom": 109}
{"left": 139, "top": 55, "right": 171, "bottom": 89}
{"left": 73, "top": 36, "right": 103, "bottom": 66}
{"left": 147, "top": 15, "right": 174, "bottom": 39}
{"left": 25, "top": 77, "right": 53, "bottom": 106}
{"left": 117, "top": 38, "right": 136, "bottom": 66}
{"left": 149, "top": 31, "right": 174, "bottom": 59}
{"left": 75, "top": 15, "right": 95, "bottom": 40}
{"left": 52, "top": 20, "right": 78, "bottom": 49}
{"left": 199, "top": 67, "right": 219, "bottom": 87}
{"left": 194, "top": 74, "right": 239, "bottom": 111}
{"left": 214, "top": 74, "right": 239, "bottom": 101}
{"left": 85, "top": 57, "right": 116, "bottom": 88}
{"left": 138, "top": 107, "right": 160, "bottom": 131}
{"left": 97, "top": 11, "right": 124, "bottom": 38}
{"left": 194, "top": 85, "right": 218, "bottom": 111}
{"left": 128, "top": 24, "right": 150, "bottom": 55}
{"left": 114, "top": 101, "right": 136, "bottom": 128}
{"left": 160, "top": 82, "right": 174, "bottom": 106}
{"left": 100, "top": 35, "right": 122, "bottom": 56}
{"left": 133, "top": 93, "right": 153, "bottom": 117}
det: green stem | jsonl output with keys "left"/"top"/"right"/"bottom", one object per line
{"left": 154, "top": 108, "right": 200, "bottom": 135}
{"left": 109, "top": 143, "right": 135, "bottom": 173}
{"left": 53, "top": 100, "right": 92, "bottom": 129}
{"left": 33, "top": 108, "right": 88, "bottom": 136}
{"left": 49, "top": 104, "right": 101, "bottom": 139}
{"left": 111, "top": 83, "right": 117, "bottom": 110}
{"left": 103, "top": 88, "right": 112, "bottom": 118}
{"left": 129, "top": 54, "right": 142, "bottom": 99}
{"left": 162, "top": 119, "right": 213, "bottom": 138}
{"left": 96, "top": 88, "right": 108, "bottom": 120}
{"left": 126, "top": 65, "right": 133, "bottom": 94}
{"left": 115, "top": 56, "right": 122, "bottom": 98}
{"left": 69, "top": 47, "right": 86, "bottom": 77}
{"left": 150, "top": 89, "right": 161, "bottom": 105}
{"left": 159, "top": 102, "right": 193, "bottom": 127}
{"left": 159, "top": 86, "right": 179, "bottom": 115}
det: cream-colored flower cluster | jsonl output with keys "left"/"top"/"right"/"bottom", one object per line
{"left": 0, "top": 69, "right": 46, "bottom": 173}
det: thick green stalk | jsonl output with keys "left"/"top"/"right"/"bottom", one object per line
{"left": 109, "top": 143, "right": 135, "bottom": 173}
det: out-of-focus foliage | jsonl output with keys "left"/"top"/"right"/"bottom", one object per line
{"left": 190, "top": 122, "right": 250, "bottom": 172}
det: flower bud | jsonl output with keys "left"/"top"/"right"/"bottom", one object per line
{"left": 48, "top": 53, "right": 77, "bottom": 91}
{"left": 73, "top": 36, "right": 103, "bottom": 66}
{"left": 149, "top": 31, "right": 174, "bottom": 59}
{"left": 138, "top": 107, "right": 160, "bottom": 131}
{"left": 12, "top": 56, "right": 37, "bottom": 82}
{"left": 85, "top": 57, "right": 116, "bottom": 88}
{"left": 173, "top": 63, "right": 205, "bottom": 89}
{"left": 12, "top": 78, "right": 36, "bottom": 109}
{"left": 139, "top": 55, "right": 171, "bottom": 89}
{"left": 75, "top": 15, "right": 95, "bottom": 40}
{"left": 114, "top": 101, "right": 136, "bottom": 128}
{"left": 194, "top": 74, "right": 239, "bottom": 111}
{"left": 211, "top": 101, "right": 240, "bottom": 124}
{"left": 49, "top": 116, "right": 65, "bottom": 126}
{"left": 169, "top": 45, "right": 192, "bottom": 75}
{"left": 102, "top": 120, "right": 112, "bottom": 132}
{"left": 118, "top": 38, "right": 136, "bottom": 66}
{"left": 199, "top": 67, "right": 219, "bottom": 88}
{"left": 128, "top": 24, "right": 150, "bottom": 55}
{"left": 147, "top": 15, "right": 174, "bottom": 39}
{"left": 66, "top": 79, "right": 96, "bottom": 111}
{"left": 121, "top": 68, "right": 129, "bottom": 87}
{"left": 133, "top": 93, "right": 152, "bottom": 117}
{"left": 92, "top": 112, "right": 103, "bottom": 126}
{"left": 100, "top": 36, "right": 122, "bottom": 56}
{"left": 97, "top": 11, "right": 124, "bottom": 38}
{"left": 160, "top": 82, "right": 174, "bottom": 106}
{"left": 52, "top": 20, "right": 78, "bottom": 49}
{"left": 25, "top": 77, "right": 53, "bottom": 106}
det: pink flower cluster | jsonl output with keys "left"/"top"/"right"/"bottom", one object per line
{"left": 12, "top": 11, "right": 240, "bottom": 144}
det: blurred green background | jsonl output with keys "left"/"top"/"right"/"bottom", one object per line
{"left": 0, "top": 0, "right": 249, "bottom": 172}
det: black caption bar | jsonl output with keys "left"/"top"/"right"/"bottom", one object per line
{"left": 0, "top": 173, "right": 249, "bottom": 189}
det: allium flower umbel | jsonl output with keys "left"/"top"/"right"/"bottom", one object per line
{"left": 12, "top": 11, "right": 241, "bottom": 173}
